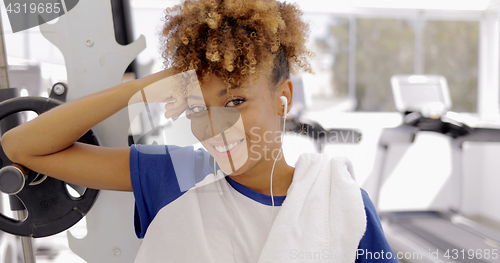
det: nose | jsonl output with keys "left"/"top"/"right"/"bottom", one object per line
{"left": 190, "top": 112, "right": 212, "bottom": 142}
{"left": 205, "top": 111, "right": 215, "bottom": 138}
{"left": 190, "top": 107, "right": 241, "bottom": 141}
{"left": 208, "top": 107, "right": 240, "bottom": 135}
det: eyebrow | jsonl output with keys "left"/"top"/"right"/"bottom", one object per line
{"left": 218, "top": 89, "right": 227, "bottom": 97}
{"left": 187, "top": 88, "right": 229, "bottom": 101}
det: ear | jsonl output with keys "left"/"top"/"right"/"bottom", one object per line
{"left": 277, "top": 79, "right": 293, "bottom": 117}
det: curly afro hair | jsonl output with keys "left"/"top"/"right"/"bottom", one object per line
{"left": 159, "top": 0, "right": 313, "bottom": 95}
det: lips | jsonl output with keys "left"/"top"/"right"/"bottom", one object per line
{"left": 205, "top": 137, "right": 246, "bottom": 162}
{"left": 213, "top": 138, "right": 245, "bottom": 153}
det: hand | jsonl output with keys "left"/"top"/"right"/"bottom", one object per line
{"left": 128, "top": 69, "right": 198, "bottom": 120}
{"left": 163, "top": 98, "right": 188, "bottom": 121}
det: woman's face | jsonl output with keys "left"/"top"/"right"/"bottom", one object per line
{"left": 187, "top": 73, "right": 283, "bottom": 175}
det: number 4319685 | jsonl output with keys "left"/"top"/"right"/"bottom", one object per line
{"left": 444, "top": 249, "right": 498, "bottom": 260}
{"left": 6, "top": 2, "right": 61, "bottom": 14}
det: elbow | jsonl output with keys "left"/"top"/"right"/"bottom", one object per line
{"left": 1, "top": 130, "right": 23, "bottom": 164}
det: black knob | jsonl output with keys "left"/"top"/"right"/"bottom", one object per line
{"left": 0, "top": 166, "right": 25, "bottom": 195}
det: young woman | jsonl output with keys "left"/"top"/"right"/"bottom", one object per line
{"left": 2, "top": 0, "right": 398, "bottom": 262}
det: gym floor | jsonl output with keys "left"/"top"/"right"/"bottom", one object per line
{"left": 34, "top": 232, "right": 85, "bottom": 263}
{"left": 17, "top": 220, "right": 86, "bottom": 263}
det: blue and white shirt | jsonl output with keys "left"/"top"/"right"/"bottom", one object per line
{"left": 130, "top": 144, "right": 398, "bottom": 262}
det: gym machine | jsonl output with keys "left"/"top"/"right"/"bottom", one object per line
{"left": 285, "top": 77, "right": 362, "bottom": 152}
{"left": 0, "top": 0, "right": 145, "bottom": 262}
{"left": 0, "top": 9, "right": 101, "bottom": 263}
{"left": 370, "top": 75, "right": 500, "bottom": 262}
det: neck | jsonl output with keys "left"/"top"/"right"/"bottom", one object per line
{"left": 228, "top": 151, "right": 295, "bottom": 196}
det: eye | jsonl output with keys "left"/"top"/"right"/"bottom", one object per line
{"left": 226, "top": 98, "right": 245, "bottom": 107}
{"left": 190, "top": 105, "right": 207, "bottom": 113}
{"left": 186, "top": 105, "right": 207, "bottom": 118}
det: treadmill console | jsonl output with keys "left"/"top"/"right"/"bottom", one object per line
{"left": 391, "top": 75, "right": 471, "bottom": 138}
{"left": 391, "top": 75, "right": 451, "bottom": 118}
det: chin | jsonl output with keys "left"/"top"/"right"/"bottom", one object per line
{"left": 221, "top": 161, "right": 251, "bottom": 176}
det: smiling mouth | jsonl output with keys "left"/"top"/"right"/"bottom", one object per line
{"left": 213, "top": 138, "right": 245, "bottom": 153}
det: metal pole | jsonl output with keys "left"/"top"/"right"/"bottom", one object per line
{"left": 477, "top": 12, "right": 500, "bottom": 120}
{"left": 0, "top": 10, "right": 11, "bottom": 90}
{"left": 0, "top": 10, "right": 37, "bottom": 263}
{"left": 17, "top": 210, "right": 36, "bottom": 263}
{"left": 348, "top": 16, "right": 357, "bottom": 108}
{"left": 414, "top": 17, "right": 423, "bottom": 75}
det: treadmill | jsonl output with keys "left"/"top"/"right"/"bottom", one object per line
{"left": 371, "top": 75, "right": 500, "bottom": 262}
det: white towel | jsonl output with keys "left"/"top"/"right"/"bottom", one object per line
{"left": 257, "top": 153, "right": 367, "bottom": 263}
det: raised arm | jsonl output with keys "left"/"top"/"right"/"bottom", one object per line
{"left": 1, "top": 69, "right": 178, "bottom": 191}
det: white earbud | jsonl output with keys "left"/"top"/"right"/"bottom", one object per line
{"left": 280, "top": 95, "right": 287, "bottom": 106}
{"left": 280, "top": 96, "right": 288, "bottom": 118}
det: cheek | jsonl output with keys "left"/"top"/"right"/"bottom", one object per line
{"left": 239, "top": 100, "right": 278, "bottom": 141}
{"left": 243, "top": 117, "right": 277, "bottom": 146}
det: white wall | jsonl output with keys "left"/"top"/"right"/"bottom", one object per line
{"left": 466, "top": 144, "right": 500, "bottom": 221}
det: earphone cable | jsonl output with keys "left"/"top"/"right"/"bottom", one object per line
{"left": 268, "top": 109, "right": 287, "bottom": 232}
{"left": 215, "top": 159, "right": 240, "bottom": 263}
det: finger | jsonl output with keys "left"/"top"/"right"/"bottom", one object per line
{"left": 160, "top": 97, "right": 176, "bottom": 104}
{"left": 164, "top": 101, "right": 179, "bottom": 110}
{"left": 164, "top": 105, "right": 188, "bottom": 120}
{"left": 164, "top": 98, "right": 187, "bottom": 110}
{"left": 172, "top": 112, "right": 183, "bottom": 121}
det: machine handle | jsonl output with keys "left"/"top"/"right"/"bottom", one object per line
{"left": 0, "top": 163, "right": 28, "bottom": 195}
